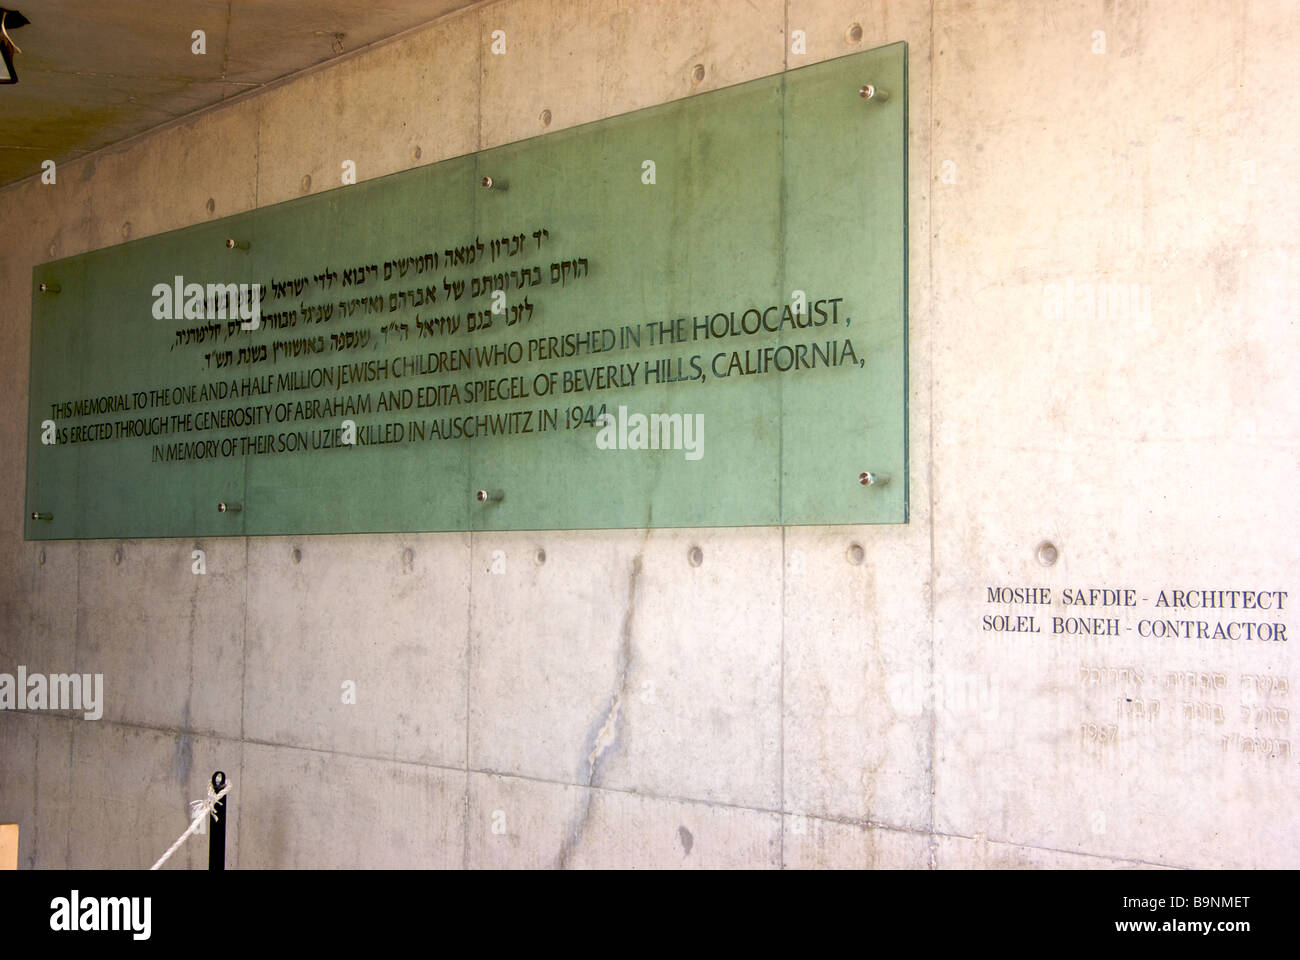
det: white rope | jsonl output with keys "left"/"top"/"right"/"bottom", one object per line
{"left": 150, "top": 780, "right": 231, "bottom": 870}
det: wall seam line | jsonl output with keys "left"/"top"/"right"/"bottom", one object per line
{"left": 777, "top": 0, "right": 790, "bottom": 874}
{"left": 8, "top": 710, "right": 1190, "bottom": 870}
{"left": 925, "top": 0, "right": 939, "bottom": 872}
{"left": 463, "top": 9, "right": 485, "bottom": 873}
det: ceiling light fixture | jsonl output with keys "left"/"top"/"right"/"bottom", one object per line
{"left": 0, "top": 8, "right": 30, "bottom": 85}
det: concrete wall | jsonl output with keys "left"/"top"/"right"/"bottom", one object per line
{"left": 1, "top": 0, "right": 1295, "bottom": 869}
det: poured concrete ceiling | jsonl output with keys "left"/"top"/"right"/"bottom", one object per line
{"left": 0, "top": 0, "right": 479, "bottom": 188}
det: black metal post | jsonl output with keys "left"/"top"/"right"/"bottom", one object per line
{"left": 208, "top": 770, "right": 227, "bottom": 871}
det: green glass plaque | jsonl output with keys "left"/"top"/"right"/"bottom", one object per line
{"left": 26, "top": 42, "right": 907, "bottom": 539}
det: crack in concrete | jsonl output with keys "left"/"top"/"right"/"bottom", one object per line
{"left": 557, "top": 547, "right": 645, "bottom": 868}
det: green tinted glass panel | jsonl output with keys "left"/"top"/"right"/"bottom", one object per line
{"left": 25, "top": 42, "right": 906, "bottom": 540}
{"left": 241, "top": 159, "right": 475, "bottom": 536}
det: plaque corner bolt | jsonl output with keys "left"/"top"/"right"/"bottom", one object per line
{"left": 37, "top": 282, "right": 60, "bottom": 294}
{"left": 217, "top": 501, "right": 242, "bottom": 514}
{"left": 859, "top": 84, "right": 889, "bottom": 103}
{"left": 225, "top": 237, "right": 250, "bottom": 251}
{"left": 475, "top": 489, "right": 504, "bottom": 503}
{"left": 30, "top": 511, "right": 52, "bottom": 521}
{"left": 480, "top": 176, "right": 507, "bottom": 191}
{"left": 858, "top": 471, "right": 891, "bottom": 487}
